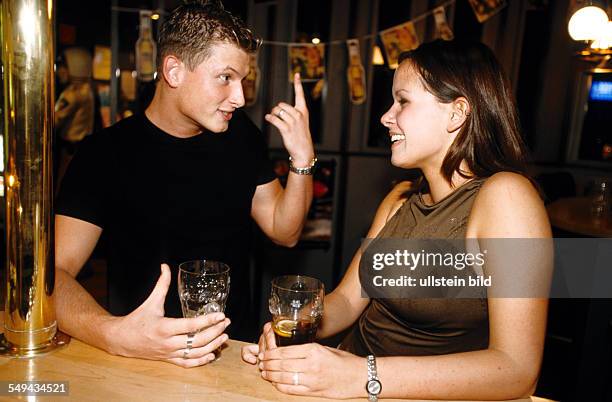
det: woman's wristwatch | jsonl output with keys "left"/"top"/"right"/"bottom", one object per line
{"left": 365, "top": 355, "right": 382, "bottom": 402}
{"left": 288, "top": 156, "right": 317, "bottom": 175}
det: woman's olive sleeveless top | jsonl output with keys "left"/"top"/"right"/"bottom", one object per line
{"left": 340, "top": 179, "right": 489, "bottom": 357}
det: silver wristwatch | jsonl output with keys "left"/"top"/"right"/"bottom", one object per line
{"left": 365, "top": 355, "right": 382, "bottom": 402}
{"left": 288, "top": 156, "right": 317, "bottom": 175}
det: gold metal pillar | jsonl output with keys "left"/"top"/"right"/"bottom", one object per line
{"left": 0, "top": 0, "right": 68, "bottom": 357}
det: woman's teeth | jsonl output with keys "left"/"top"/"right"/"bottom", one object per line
{"left": 391, "top": 134, "right": 405, "bottom": 144}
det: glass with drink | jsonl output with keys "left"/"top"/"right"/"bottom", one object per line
{"left": 269, "top": 275, "right": 324, "bottom": 346}
{"left": 178, "top": 260, "right": 230, "bottom": 335}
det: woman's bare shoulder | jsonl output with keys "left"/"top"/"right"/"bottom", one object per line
{"left": 366, "top": 181, "right": 416, "bottom": 238}
{"left": 477, "top": 172, "right": 541, "bottom": 203}
{"left": 469, "top": 172, "right": 551, "bottom": 238}
{"left": 384, "top": 180, "right": 416, "bottom": 220}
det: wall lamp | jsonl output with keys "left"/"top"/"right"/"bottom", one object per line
{"left": 569, "top": 2, "right": 612, "bottom": 63}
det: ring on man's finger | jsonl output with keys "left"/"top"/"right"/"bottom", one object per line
{"left": 183, "top": 333, "right": 195, "bottom": 359}
{"left": 292, "top": 371, "right": 300, "bottom": 386}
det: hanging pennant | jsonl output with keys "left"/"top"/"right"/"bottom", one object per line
{"left": 433, "top": 6, "right": 454, "bottom": 40}
{"left": 346, "top": 39, "right": 366, "bottom": 105}
{"left": 136, "top": 10, "right": 157, "bottom": 82}
{"left": 468, "top": 0, "right": 506, "bottom": 23}
{"left": 379, "top": 21, "right": 420, "bottom": 69}
{"left": 243, "top": 53, "right": 260, "bottom": 107}
{"left": 288, "top": 44, "right": 325, "bottom": 82}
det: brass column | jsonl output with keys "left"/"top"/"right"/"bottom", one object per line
{"left": 1, "top": 0, "right": 68, "bottom": 356}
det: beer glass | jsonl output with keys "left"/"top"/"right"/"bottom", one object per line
{"left": 178, "top": 260, "right": 230, "bottom": 319}
{"left": 269, "top": 275, "right": 324, "bottom": 346}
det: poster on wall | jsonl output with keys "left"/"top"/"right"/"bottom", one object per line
{"left": 468, "top": 0, "right": 507, "bottom": 23}
{"left": 379, "top": 21, "right": 420, "bottom": 69}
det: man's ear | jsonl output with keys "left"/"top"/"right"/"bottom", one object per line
{"left": 162, "top": 55, "right": 185, "bottom": 88}
{"left": 447, "top": 97, "right": 470, "bottom": 133}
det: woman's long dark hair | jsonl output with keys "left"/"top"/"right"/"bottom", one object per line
{"left": 398, "top": 40, "right": 529, "bottom": 184}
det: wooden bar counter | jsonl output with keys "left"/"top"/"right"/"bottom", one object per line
{"left": 0, "top": 323, "right": 544, "bottom": 401}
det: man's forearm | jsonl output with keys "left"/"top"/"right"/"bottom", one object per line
{"left": 272, "top": 172, "right": 313, "bottom": 246}
{"left": 55, "top": 269, "right": 118, "bottom": 353}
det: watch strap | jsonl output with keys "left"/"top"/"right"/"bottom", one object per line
{"left": 367, "top": 355, "right": 378, "bottom": 380}
{"left": 288, "top": 156, "right": 317, "bottom": 175}
{"left": 366, "top": 355, "right": 380, "bottom": 402}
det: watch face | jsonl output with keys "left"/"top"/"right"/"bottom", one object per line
{"left": 367, "top": 379, "right": 382, "bottom": 395}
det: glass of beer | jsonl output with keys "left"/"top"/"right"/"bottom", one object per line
{"left": 178, "top": 260, "right": 230, "bottom": 319}
{"left": 269, "top": 275, "right": 324, "bottom": 346}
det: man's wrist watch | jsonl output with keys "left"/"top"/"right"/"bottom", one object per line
{"left": 365, "top": 355, "right": 382, "bottom": 402}
{"left": 288, "top": 156, "right": 317, "bottom": 175}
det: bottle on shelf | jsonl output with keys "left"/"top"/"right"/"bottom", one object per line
{"left": 590, "top": 178, "right": 611, "bottom": 218}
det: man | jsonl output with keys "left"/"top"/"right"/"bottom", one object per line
{"left": 55, "top": 0, "right": 315, "bottom": 368}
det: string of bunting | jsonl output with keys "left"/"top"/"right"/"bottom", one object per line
{"left": 249, "top": 0, "right": 459, "bottom": 106}
{"left": 124, "top": 0, "right": 507, "bottom": 105}
{"left": 243, "top": 0, "right": 507, "bottom": 106}
{"left": 262, "top": 0, "right": 456, "bottom": 47}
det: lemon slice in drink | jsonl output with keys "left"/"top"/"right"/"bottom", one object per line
{"left": 273, "top": 319, "right": 297, "bottom": 338}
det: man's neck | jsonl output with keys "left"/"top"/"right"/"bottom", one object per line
{"left": 145, "top": 89, "right": 201, "bottom": 138}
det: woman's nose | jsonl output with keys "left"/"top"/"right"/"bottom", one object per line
{"left": 381, "top": 108, "right": 395, "bottom": 128}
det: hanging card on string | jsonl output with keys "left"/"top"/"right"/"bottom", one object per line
{"left": 380, "top": 21, "right": 420, "bottom": 69}
{"left": 136, "top": 10, "right": 157, "bottom": 82}
{"left": 288, "top": 44, "right": 325, "bottom": 82}
{"left": 468, "top": 0, "right": 506, "bottom": 23}
{"left": 433, "top": 6, "right": 454, "bottom": 40}
{"left": 243, "top": 53, "right": 260, "bottom": 106}
{"left": 346, "top": 39, "right": 366, "bottom": 105}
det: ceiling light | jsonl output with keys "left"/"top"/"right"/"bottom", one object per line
{"left": 568, "top": 5, "right": 609, "bottom": 41}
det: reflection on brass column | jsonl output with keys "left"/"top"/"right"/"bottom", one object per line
{"left": 0, "top": 0, "right": 69, "bottom": 357}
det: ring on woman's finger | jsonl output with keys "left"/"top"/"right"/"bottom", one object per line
{"left": 183, "top": 333, "right": 195, "bottom": 359}
{"left": 276, "top": 109, "right": 285, "bottom": 119}
{"left": 292, "top": 371, "right": 300, "bottom": 386}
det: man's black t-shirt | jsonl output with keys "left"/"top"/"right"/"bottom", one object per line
{"left": 56, "top": 110, "right": 275, "bottom": 340}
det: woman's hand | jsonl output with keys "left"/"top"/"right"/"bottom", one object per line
{"left": 241, "top": 322, "right": 276, "bottom": 365}
{"left": 265, "top": 73, "right": 314, "bottom": 167}
{"left": 258, "top": 343, "right": 365, "bottom": 399}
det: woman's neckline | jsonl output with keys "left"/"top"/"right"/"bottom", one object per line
{"left": 417, "top": 177, "right": 484, "bottom": 208}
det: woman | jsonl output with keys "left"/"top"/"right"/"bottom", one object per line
{"left": 242, "top": 39, "right": 551, "bottom": 400}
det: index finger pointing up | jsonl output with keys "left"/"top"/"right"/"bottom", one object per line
{"left": 293, "top": 73, "right": 306, "bottom": 110}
